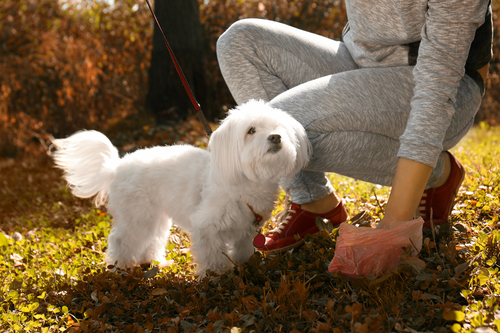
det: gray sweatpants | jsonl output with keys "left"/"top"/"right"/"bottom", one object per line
{"left": 216, "top": 19, "right": 483, "bottom": 204}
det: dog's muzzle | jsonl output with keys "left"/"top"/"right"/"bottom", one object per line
{"left": 268, "top": 134, "right": 281, "bottom": 144}
{"left": 267, "top": 134, "right": 282, "bottom": 153}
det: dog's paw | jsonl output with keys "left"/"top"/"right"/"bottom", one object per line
{"left": 195, "top": 263, "right": 232, "bottom": 279}
{"left": 195, "top": 269, "right": 207, "bottom": 280}
{"left": 228, "top": 248, "right": 254, "bottom": 266}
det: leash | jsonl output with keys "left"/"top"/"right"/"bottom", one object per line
{"left": 144, "top": 0, "right": 213, "bottom": 137}
{"left": 145, "top": 1, "right": 269, "bottom": 249}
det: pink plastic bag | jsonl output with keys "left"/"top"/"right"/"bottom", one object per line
{"left": 328, "top": 217, "right": 424, "bottom": 278}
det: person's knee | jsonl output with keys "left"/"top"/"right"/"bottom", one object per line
{"left": 216, "top": 18, "right": 266, "bottom": 55}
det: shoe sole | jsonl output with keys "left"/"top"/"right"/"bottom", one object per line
{"left": 259, "top": 238, "right": 306, "bottom": 255}
{"left": 258, "top": 211, "right": 368, "bottom": 255}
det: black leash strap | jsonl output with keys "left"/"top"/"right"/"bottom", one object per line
{"left": 144, "top": 0, "right": 213, "bottom": 137}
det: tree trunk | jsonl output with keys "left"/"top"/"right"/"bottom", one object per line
{"left": 146, "top": 0, "right": 207, "bottom": 124}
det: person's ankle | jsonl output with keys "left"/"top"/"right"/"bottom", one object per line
{"left": 431, "top": 152, "right": 451, "bottom": 189}
{"left": 299, "top": 193, "right": 340, "bottom": 214}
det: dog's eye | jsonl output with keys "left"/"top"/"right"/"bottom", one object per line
{"left": 247, "top": 127, "right": 256, "bottom": 135}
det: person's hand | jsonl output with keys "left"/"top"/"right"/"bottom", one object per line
{"left": 328, "top": 157, "right": 432, "bottom": 277}
{"left": 329, "top": 217, "right": 425, "bottom": 278}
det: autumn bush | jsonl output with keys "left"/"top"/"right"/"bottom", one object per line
{"left": 0, "top": 0, "right": 499, "bottom": 158}
{"left": 0, "top": 0, "right": 153, "bottom": 157}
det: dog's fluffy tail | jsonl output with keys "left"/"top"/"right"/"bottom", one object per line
{"left": 51, "top": 130, "right": 120, "bottom": 206}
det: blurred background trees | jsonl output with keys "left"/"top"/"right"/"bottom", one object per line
{"left": 1, "top": 0, "right": 153, "bottom": 156}
{"left": 146, "top": 0, "right": 208, "bottom": 124}
{"left": 0, "top": 0, "right": 499, "bottom": 158}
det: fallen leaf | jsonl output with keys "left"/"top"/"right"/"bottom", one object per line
{"left": 402, "top": 256, "right": 426, "bottom": 270}
{"left": 454, "top": 260, "right": 471, "bottom": 275}
{"left": 422, "top": 293, "right": 441, "bottom": 301}
{"left": 151, "top": 288, "right": 167, "bottom": 296}
{"left": 442, "top": 310, "right": 465, "bottom": 322}
{"left": 91, "top": 290, "right": 98, "bottom": 302}
{"left": 143, "top": 266, "right": 159, "bottom": 279}
{"left": 315, "top": 217, "right": 333, "bottom": 233}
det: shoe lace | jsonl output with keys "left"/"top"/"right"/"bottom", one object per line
{"left": 268, "top": 195, "right": 296, "bottom": 235}
{"left": 415, "top": 192, "right": 427, "bottom": 218}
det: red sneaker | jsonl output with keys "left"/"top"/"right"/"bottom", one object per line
{"left": 258, "top": 200, "right": 348, "bottom": 254}
{"left": 417, "top": 151, "right": 465, "bottom": 228}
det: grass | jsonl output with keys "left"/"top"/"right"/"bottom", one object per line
{"left": 0, "top": 122, "right": 499, "bottom": 332}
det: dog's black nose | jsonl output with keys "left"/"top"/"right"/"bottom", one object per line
{"left": 268, "top": 134, "right": 281, "bottom": 144}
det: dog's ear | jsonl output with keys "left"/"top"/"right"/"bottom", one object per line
{"left": 208, "top": 116, "right": 245, "bottom": 186}
{"left": 285, "top": 115, "right": 312, "bottom": 174}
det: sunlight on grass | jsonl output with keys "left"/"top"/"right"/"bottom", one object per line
{"left": 1, "top": 123, "right": 499, "bottom": 332}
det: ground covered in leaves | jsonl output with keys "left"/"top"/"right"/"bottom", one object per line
{"left": 1, "top": 122, "right": 499, "bottom": 332}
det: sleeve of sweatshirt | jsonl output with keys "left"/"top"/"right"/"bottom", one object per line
{"left": 397, "top": 0, "right": 490, "bottom": 167}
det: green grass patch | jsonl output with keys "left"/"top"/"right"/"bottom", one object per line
{"left": 1, "top": 123, "right": 499, "bottom": 332}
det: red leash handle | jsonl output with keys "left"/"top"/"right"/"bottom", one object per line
{"left": 144, "top": 0, "right": 213, "bottom": 137}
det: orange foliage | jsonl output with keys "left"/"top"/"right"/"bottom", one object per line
{"left": 0, "top": 0, "right": 498, "bottom": 158}
{"left": 477, "top": 0, "right": 500, "bottom": 125}
{"left": 0, "top": 0, "right": 153, "bottom": 157}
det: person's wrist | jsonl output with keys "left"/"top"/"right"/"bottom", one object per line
{"left": 385, "top": 209, "right": 416, "bottom": 222}
{"left": 378, "top": 209, "right": 414, "bottom": 229}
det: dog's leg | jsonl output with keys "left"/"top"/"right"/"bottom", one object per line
{"left": 106, "top": 225, "right": 141, "bottom": 269}
{"left": 105, "top": 208, "right": 168, "bottom": 269}
{"left": 139, "top": 216, "right": 172, "bottom": 267}
{"left": 190, "top": 226, "right": 232, "bottom": 277}
{"left": 227, "top": 227, "right": 255, "bottom": 266}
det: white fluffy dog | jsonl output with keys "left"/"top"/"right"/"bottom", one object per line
{"left": 51, "top": 100, "right": 310, "bottom": 276}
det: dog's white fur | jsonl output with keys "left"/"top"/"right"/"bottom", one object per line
{"left": 52, "top": 100, "right": 310, "bottom": 276}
